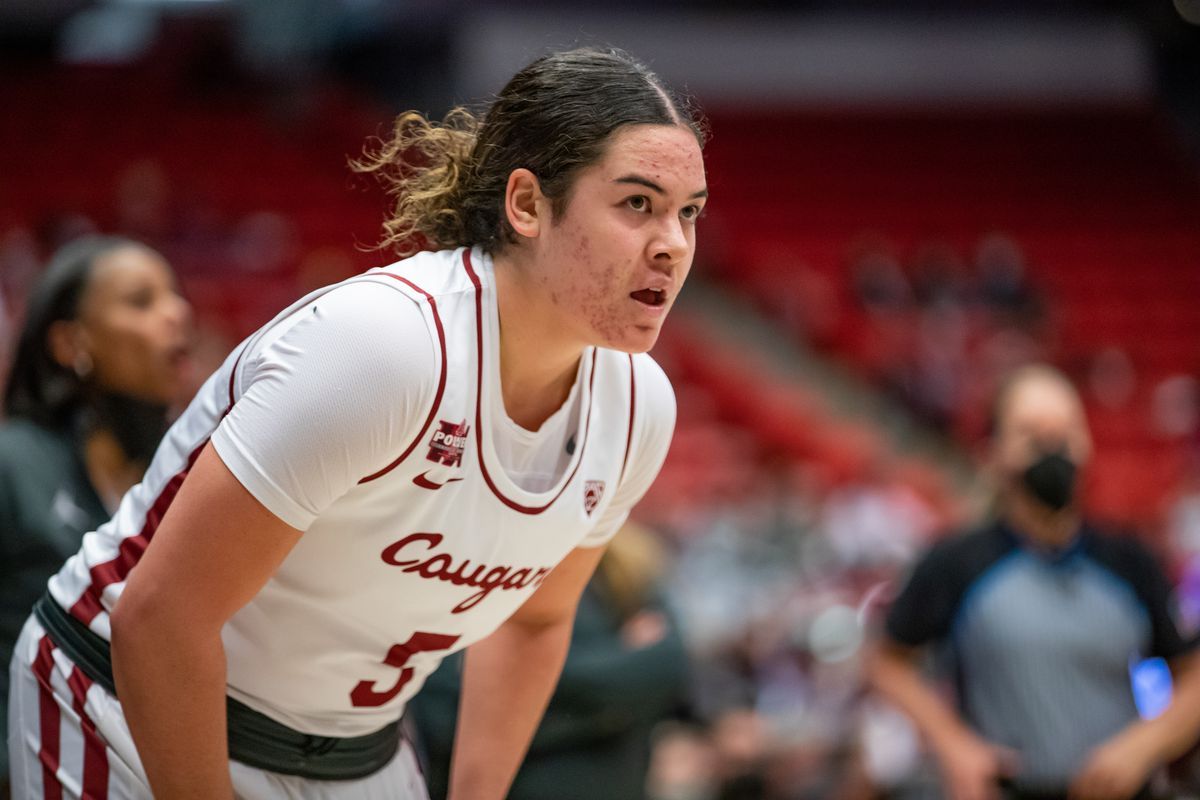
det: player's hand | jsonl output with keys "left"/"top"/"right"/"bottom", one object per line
{"left": 1068, "top": 731, "right": 1156, "bottom": 800}
{"left": 933, "top": 729, "right": 1019, "bottom": 800}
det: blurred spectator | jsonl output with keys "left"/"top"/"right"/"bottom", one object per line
{"left": 868, "top": 364, "right": 1200, "bottom": 800}
{"left": 909, "top": 303, "right": 970, "bottom": 433}
{"left": 853, "top": 243, "right": 912, "bottom": 317}
{"left": 845, "top": 232, "right": 1057, "bottom": 443}
{"left": 647, "top": 723, "right": 719, "bottom": 800}
{"left": 974, "top": 234, "right": 1044, "bottom": 328}
{"left": 849, "top": 239, "right": 916, "bottom": 404}
{"left": 911, "top": 243, "right": 969, "bottom": 313}
{"left": 819, "top": 462, "right": 935, "bottom": 570}
{"left": 1167, "top": 458, "right": 1200, "bottom": 642}
{"left": 411, "top": 522, "right": 688, "bottom": 800}
{"left": 1151, "top": 375, "right": 1199, "bottom": 441}
{"left": 658, "top": 452, "right": 940, "bottom": 799}
{"left": 1168, "top": 462, "right": 1200, "bottom": 563}
{"left": 0, "top": 236, "right": 191, "bottom": 792}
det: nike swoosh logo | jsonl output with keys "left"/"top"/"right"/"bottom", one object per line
{"left": 413, "top": 471, "right": 464, "bottom": 490}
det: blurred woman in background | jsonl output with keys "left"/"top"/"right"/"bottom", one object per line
{"left": 0, "top": 236, "right": 191, "bottom": 794}
{"left": 411, "top": 521, "right": 688, "bottom": 800}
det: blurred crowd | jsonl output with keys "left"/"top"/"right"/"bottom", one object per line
{"left": 0, "top": 158, "right": 368, "bottom": 405}
{"left": 622, "top": 235, "right": 1200, "bottom": 800}
{"left": 2, "top": 70, "right": 1199, "bottom": 798}
{"left": 5, "top": 214, "right": 1200, "bottom": 800}
{"left": 849, "top": 232, "right": 1049, "bottom": 441}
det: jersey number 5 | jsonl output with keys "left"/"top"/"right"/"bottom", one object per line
{"left": 350, "top": 631, "right": 461, "bottom": 707}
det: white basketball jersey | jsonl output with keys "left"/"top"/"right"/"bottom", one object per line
{"left": 47, "top": 247, "right": 676, "bottom": 736}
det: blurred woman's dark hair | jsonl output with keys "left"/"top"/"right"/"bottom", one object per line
{"left": 3, "top": 236, "right": 145, "bottom": 429}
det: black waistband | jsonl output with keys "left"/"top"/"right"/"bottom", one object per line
{"left": 33, "top": 592, "right": 401, "bottom": 781}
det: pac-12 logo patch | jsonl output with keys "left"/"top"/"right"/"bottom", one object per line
{"left": 584, "top": 480, "right": 605, "bottom": 515}
{"left": 428, "top": 419, "right": 469, "bottom": 467}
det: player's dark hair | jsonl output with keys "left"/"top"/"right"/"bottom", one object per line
{"left": 4, "top": 236, "right": 144, "bottom": 429}
{"left": 354, "top": 46, "right": 706, "bottom": 256}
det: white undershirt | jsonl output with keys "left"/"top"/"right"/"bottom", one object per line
{"left": 489, "top": 360, "right": 583, "bottom": 494}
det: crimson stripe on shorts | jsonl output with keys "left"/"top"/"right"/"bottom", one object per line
{"left": 618, "top": 355, "right": 637, "bottom": 486}
{"left": 69, "top": 347, "right": 246, "bottom": 627}
{"left": 32, "top": 636, "right": 63, "bottom": 800}
{"left": 66, "top": 667, "right": 109, "bottom": 799}
{"left": 358, "top": 273, "right": 449, "bottom": 484}
{"left": 462, "top": 250, "right": 596, "bottom": 514}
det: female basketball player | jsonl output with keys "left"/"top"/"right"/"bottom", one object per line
{"left": 8, "top": 47, "right": 707, "bottom": 799}
{"left": 0, "top": 237, "right": 190, "bottom": 793}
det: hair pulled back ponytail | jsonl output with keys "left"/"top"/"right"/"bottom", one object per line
{"left": 354, "top": 47, "right": 705, "bottom": 257}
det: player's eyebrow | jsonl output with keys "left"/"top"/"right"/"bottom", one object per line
{"left": 614, "top": 175, "right": 708, "bottom": 199}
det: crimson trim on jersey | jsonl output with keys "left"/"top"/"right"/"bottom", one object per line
{"left": 69, "top": 437, "right": 210, "bottom": 625}
{"left": 618, "top": 354, "right": 636, "bottom": 487}
{"left": 358, "top": 273, "right": 449, "bottom": 484}
{"left": 463, "top": 249, "right": 596, "bottom": 515}
{"left": 33, "top": 635, "right": 62, "bottom": 800}
{"left": 69, "top": 347, "right": 246, "bottom": 626}
{"left": 227, "top": 341, "right": 241, "bottom": 406}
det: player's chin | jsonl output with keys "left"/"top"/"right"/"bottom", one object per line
{"left": 609, "top": 324, "right": 663, "bottom": 355}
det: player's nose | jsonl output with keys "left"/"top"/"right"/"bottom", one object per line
{"left": 649, "top": 217, "right": 689, "bottom": 268}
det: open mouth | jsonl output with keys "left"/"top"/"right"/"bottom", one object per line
{"left": 165, "top": 343, "right": 192, "bottom": 371}
{"left": 630, "top": 288, "right": 667, "bottom": 307}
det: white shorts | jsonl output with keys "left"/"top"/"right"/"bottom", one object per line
{"left": 7, "top": 616, "right": 429, "bottom": 800}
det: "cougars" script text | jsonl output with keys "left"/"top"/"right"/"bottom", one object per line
{"left": 380, "top": 533, "right": 554, "bottom": 613}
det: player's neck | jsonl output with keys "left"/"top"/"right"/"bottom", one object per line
{"left": 491, "top": 252, "right": 585, "bottom": 432}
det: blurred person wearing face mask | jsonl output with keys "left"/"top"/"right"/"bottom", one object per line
{"left": 0, "top": 236, "right": 191, "bottom": 794}
{"left": 867, "top": 364, "right": 1200, "bottom": 800}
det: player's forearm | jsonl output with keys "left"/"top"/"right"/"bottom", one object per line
{"left": 448, "top": 615, "right": 574, "bottom": 800}
{"left": 111, "top": 602, "right": 234, "bottom": 799}
{"left": 866, "top": 642, "right": 976, "bottom": 758}
{"left": 1120, "top": 653, "right": 1200, "bottom": 766}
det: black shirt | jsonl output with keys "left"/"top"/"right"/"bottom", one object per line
{"left": 0, "top": 417, "right": 109, "bottom": 767}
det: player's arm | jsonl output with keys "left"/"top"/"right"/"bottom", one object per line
{"left": 110, "top": 444, "right": 302, "bottom": 799}
{"left": 448, "top": 542, "right": 607, "bottom": 800}
{"left": 867, "top": 640, "right": 963, "bottom": 748}
{"left": 1151, "top": 650, "right": 1200, "bottom": 759}
{"left": 1071, "top": 541, "right": 1200, "bottom": 800}
{"left": 868, "top": 538, "right": 1020, "bottom": 800}
{"left": 1070, "top": 651, "right": 1200, "bottom": 800}
{"left": 1070, "top": 653, "right": 1200, "bottom": 800}
{"left": 867, "top": 640, "right": 1016, "bottom": 800}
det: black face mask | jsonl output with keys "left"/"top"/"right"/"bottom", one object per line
{"left": 1022, "top": 451, "right": 1077, "bottom": 511}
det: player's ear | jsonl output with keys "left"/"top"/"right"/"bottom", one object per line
{"left": 504, "top": 168, "right": 545, "bottom": 240}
